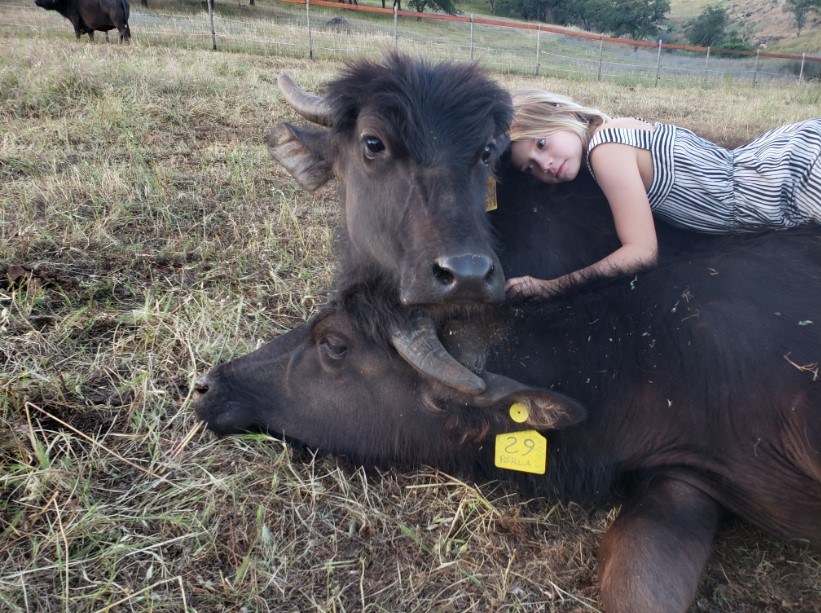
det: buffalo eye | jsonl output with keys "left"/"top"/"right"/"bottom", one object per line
{"left": 481, "top": 143, "right": 494, "bottom": 166}
{"left": 363, "top": 135, "right": 386, "bottom": 160}
{"left": 320, "top": 337, "right": 348, "bottom": 360}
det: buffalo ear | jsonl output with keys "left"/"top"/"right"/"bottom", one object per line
{"left": 472, "top": 372, "right": 587, "bottom": 430}
{"left": 267, "top": 123, "right": 333, "bottom": 191}
{"left": 506, "top": 389, "right": 587, "bottom": 430}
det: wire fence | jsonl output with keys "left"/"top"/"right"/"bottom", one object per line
{"left": 2, "top": 0, "right": 819, "bottom": 88}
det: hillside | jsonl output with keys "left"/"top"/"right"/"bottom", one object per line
{"left": 666, "top": 0, "right": 821, "bottom": 51}
{"left": 459, "top": 0, "right": 820, "bottom": 51}
{"left": 647, "top": 0, "right": 820, "bottom": 48}
{"left": 725, "top": 0, "right": 821, "bottom": 44}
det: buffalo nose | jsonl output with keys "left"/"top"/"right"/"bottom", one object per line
{"left": 194, "top": 374, "right": 210, "bottom": 393}
{"left": 432, "top": 254, "right": 500, "bottom": 294}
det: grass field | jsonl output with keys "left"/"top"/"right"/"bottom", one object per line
{"left": 3, "top": 0, "right": 820, "bottom": 86}
{"left": 1, "top": 22, "right": 820, "bottom": 613}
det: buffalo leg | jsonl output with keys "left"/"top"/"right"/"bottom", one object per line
{"left": 598, "top": 477, "right": 722, "bottom": 613}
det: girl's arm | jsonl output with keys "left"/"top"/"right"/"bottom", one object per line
{"left": 506, "top": 142, "right": 658, "bottom": 300}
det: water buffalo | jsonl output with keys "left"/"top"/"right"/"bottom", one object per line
{"left": 195, "top": 175, "right": 821, "bottom": 612}
{"left": 268, "top": 54, "right": 512, "bottom": 310}
{"left": 35, "top": 0, "right": 131, "bottom": 43}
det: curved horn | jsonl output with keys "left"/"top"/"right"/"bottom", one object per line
{"left": 277, "top": 73, "right": 333, "bottom": 126}
{"left": 390, "top": 317, "right": 486, "bottom": 396}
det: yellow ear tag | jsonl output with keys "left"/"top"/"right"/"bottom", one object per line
{"left": 485, "top": 177, "right": 498, "bottom": 212}
{"left": 509, "top": 402, "right": 529, "bottom": 423}
{"left": 495, "top": 430, "right": 547, "bottom": 474}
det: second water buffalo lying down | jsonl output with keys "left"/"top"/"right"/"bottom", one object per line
{"left": 195, "top": 177, "right": 821, "bottom": 612}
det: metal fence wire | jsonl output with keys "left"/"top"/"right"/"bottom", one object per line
{"left": 2, "top": 0, "right": 819, "bottom": 87}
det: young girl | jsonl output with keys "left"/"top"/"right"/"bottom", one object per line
{"left": 506, "top": 88, "right": 821, "bottom": 301}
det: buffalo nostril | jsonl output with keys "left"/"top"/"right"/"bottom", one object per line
{"left": 433, "top": 254, "right": 496, "bottom": 287}
{"left": 432, "top": 262, "right": 456, "bottom": 286}
{"left": 194, "top": 375, "right": 210, "bottom": 393}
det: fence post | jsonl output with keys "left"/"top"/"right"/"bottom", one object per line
{"left": 703, "top": 46, "right": 710, "bottom": 86}
{"left": 752, "top": 47, "right": 760, "bottom": 87}
{"left": 394, "top": 4, "right": 398, "bottom": 50}
{"left": 207, "top": 0, "right": 216, "bottom": 50}
{"left": 470, "top": 15, "right": 474, "bottom": 62}
{"left": 799, "top": 52, "right": 805, "bottom": 83}
{"left": 597, "top": 34, "right": 604, "bottom": 81}
{"left": 654, "top": 39, "right": 662, "bottom": 86}
{"left": 306, "top": 0, "right": 313, "bottom": 60}
{"left": 535, "top": 24, "right": 541, "bottom": 75}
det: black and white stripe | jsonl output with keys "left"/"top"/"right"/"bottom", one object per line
{"left": 587, "top": 119, "right": 821, "bottom": 234}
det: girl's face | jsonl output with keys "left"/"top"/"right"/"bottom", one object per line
{"left": 510, "top": 131, "right": 583, "bottom": 184}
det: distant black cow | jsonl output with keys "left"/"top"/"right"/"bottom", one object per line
{"left": 195, "top": 176, "right": 821, "bottom": 612}
{"left": 35, "top": 0, "right": 131, "bottom": 43}
{"left": 268, "top": 54, "right": 512, "bottom": 310}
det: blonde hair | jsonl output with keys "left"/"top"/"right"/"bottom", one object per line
{"left": 509, "top": 88, "right": 611, "bottom": 150}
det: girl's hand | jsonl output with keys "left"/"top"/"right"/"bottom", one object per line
{"left": 505, "top": 276, "right": 562, "bottom": 301}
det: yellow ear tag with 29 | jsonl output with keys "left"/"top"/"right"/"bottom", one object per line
{"left": 495, "top": 403, "right": 547, "bottom": 474}
{"left": 495, "top": 430, "right": 547, "bottom": 474}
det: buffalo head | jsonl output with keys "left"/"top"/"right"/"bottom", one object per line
{"left": 194, "top": 288, "right": 585, "bottom": 466}
{"left": 268, "top": 54, "right": 513, "bottom": 310}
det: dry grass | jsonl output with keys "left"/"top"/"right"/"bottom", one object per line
{"left": 3, "top": 0, "right": 819, "bottom": 86}
{"left": 1, "top": 28, "right": 820, "bottom": 613}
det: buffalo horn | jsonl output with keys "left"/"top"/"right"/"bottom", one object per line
{"left": 390, "top": 317, "right": 486, "bottom": 396}
{"left": 277, "top": 73, "right": 332, "bottom": 126}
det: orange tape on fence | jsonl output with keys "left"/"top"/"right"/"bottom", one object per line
{"left": 283, "top": 0, "right": 821, "bottom": 63}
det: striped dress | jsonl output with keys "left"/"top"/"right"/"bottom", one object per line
{"left": 586, "top": 119, "right": 821, "bottom": 234}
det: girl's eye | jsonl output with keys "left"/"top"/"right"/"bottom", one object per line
{"left": 363, "top": 135, "right": 385, "bottom": 159}
{"left": 536, "top": 138, "right": 546, "bottom": 150}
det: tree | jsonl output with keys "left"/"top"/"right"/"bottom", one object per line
{"left": 408, "top": 0, "right": 458, "bottom": 15}
{"left": 495, "top": 0, "right": 669, "bottom": 40}
{"left": 604, "top": 0, "right": 670, "bottom": 39}
{"left": 567, "top": 0, "right": 609, "bottom": 31}
{"left": 686, "top": 5, "right": 728, "bottom": 47}
{"left": 494, "top": 0, "right": 564, "bottom": 22}
{"left": 783, "top": 0, "right": 821, "bottom": 37}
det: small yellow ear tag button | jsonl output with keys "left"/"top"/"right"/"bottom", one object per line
{"left": 509, "top": 402, "right": 529, "bottom": 423}
{"left": 485, "top": 177, "right": 498, "bottom": 212}
{"left": 494, "top": 430, "right": 547, "bottom": 474}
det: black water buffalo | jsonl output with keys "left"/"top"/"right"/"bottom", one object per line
{"left": 268, "top": 54, "right": 512, "bottom": 309}
{"left": 195, "top": 174, "right": 821, "bottom": 612}
{"left": 35, "top": 0, "right": 131, "bottom": 43}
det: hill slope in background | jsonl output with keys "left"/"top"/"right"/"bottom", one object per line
{"left": 458, "top": 0, "right": 821, "bottom": 50}
{"left": 664, "top": 0, "right": 820, "bottom": 51}
{"left": 726, "top": 0, "right": 821, "bottom": 44}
